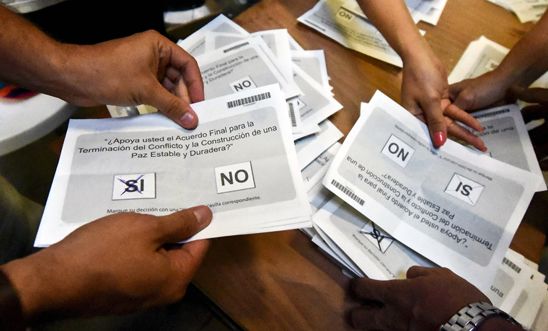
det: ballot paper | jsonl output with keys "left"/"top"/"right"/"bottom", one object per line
{"left": 291, "top": 64, "right": 342, "bottom": 126}
{"left": 177, "top": 14, "right": 249, "bottom": 56}
{"left": 300, "top": 138, "right": 341, "bottom": 191}
{"left": 509, "top": 260, "right": 548, "bottom": 329}
{"left": 204, "top": 30, "right": 295, "bottom": 85}
{"left": 342, "top": 0, "right": 448, "bottom": 26}
{"left": 291, "top": 50, "right": 332, "bottom": 93}
{"left": 298, "top": 0, "right": 404, "bottom": 67}
{"left": 473, "top": 105, "right": 546, "bottom": 191}
{"left": 487, "top": 0, "right": 547, "bottom": 23}
{"left": 299, "top": 143, "right": 340, "bottom": 237}
{"left": 314, "top": 197, "right": 435, "bottom": 280}
{"left": 196, "top": 37, "right": 301, "bottom": 100}
{"left": 295, "top": 120, "right": 343, "bottom": 169}
{"left": 448, "top": 36, "right": 509, "bottom": 84}
{"left": 312, "top": 197, "right": 547, "bottom": 320}
{"left": 35, "top": 85, "right": 311, "bottom": 247}
{"left": 322, "top": 91, "right": 540, "bottom": 289}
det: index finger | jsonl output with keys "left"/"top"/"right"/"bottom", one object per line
{"left": 512, "top": 87, "right": 548, "bottom": 104}
{"left": 351, "top": 277, "right": 409, "bottom": 304}
{"left": 419, "top": 95, "right": 447, "bottom": 148}
{"left": 168, "top": 44, "right": 204, "bottom": 103}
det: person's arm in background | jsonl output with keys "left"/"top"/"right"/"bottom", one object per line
{"left": 349, "top": 267, "right": 524, "bottom": 331}
{"left": 449, "top": 11, "right": 548, "bottom": 110}
{"left": 356, "top": 0, "right": 486, "bottom": 151}
{"left": 0, "top": 5, "right": 203, "bottom": 128}
{"left": 0, "top": 206, "right": 211, "bottom": 328}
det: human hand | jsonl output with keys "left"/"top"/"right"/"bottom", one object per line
{"left": 57, "top": 30, "right": 204, "bottom": 129}
{"left": 348, "top": 266, "right": 489, "bottom": 331}
{"left": 1, "top": 206, "right": 212, "bottom": 320}
{"left": 514, "top": 87, "right": 548, "bottom": 170}
{"left": 448, "top": 70, "right": 515, "bottom": 112}
{"left": 401, "top": 46, "right": 485, "bottom": 150}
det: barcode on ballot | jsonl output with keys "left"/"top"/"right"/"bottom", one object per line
{"left": 227, "top": 92, "right": 271, "bottom": 108}
{"left": 331, "top": 179, "right": 364, "bottom": 206}
{"left": 288, "top": 102, "right": 297, "bottom": 127}
{"left": 502, "top": 257, "right": 521, "bottom": 274}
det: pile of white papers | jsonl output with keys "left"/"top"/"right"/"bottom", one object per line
{"left": 177, "top": 14, "right": 344, "bottom": 162}
{"left": 306, "top": 90, "right": 546, "bottom": 328}
{"left": 36, "top": 15, "right": 345, "bottom": 246}
{"left": 487, "top": 0, "right": 547, "bottom": 23}
{"left": 297, "top": 0, "right": 447, "bottom": 67}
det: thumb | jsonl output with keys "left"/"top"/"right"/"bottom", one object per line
{"left": 406, "top": 266, "right": 434, "bottom": 278}
{"left": 155, "top": 206, "right": 212, "bottom": 243}
{"left": 511, "top": 86, "right": 548, "bottom": 104}
{"left": 147, "top": 82, "right": 199, "bottom": 129}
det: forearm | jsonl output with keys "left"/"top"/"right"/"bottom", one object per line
{"left": 0, "top": 5, "right": 71, "bottom": 95}
{"left": 494, "top": 11, "right": 548, "bottom": 88}
{"left": 356, "top": 0, "right": 426, "bottom": 63}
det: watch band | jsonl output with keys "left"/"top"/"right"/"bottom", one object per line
{"left": 440, "top": 302, "right": 522, "bottom": 331}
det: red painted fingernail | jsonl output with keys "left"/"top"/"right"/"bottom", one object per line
{"left": 433, "top": 131, "right": 446, "bottom": 148}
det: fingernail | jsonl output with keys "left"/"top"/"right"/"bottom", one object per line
{"left": 433, "top": 131, "right": 446, "bottom": 148}
{"left": 192, "top": 206, "right": 212, "bottom": 228}
{"left": 180, "top": 110, "right": 196, "bottom": 129}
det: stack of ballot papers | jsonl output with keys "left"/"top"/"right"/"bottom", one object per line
{"left": 297, "top": 0, "right": 448, "bottom": 67}
{"left": 36, "top": 15, "right": 345, "bottom": 246}
{"left": 487, "top": 0, "right": 547, "bottom": 23}
{"left": 305, "top": 91, "right": 547, "bottom": 329}
{"left": 300, "top": 37, "right": 548, "bottom": 327}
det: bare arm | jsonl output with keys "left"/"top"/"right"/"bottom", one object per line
{"left": 356, "top": 0, "right": 485, "bottom": 151}
{"left": 0, "top": 5, "right": 204, "bottom": 128}
{"left": 449, "top": 11, "right": 548, "bottom": 111}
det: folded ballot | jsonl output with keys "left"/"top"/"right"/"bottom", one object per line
{"left": 322, "top": 91, "right": 540, "bottom": 289}
{"left": 35, "top": 85, "right": 311, "bottom": 247}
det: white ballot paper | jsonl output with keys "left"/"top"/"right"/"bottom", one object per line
{"left": 343, "top": 0, "right": 448, "bottom": 26}
{"left": 177, "top": 14, "right": 249, "bottom": 57}
{"left": 35, "top": 85, "right": 311, "bottom": 247}
{"left": 196, "top": 37, "right": 301, "bottom": 100}
{"left": 473, "top": 105, "right": 546, "bottom": 191}
{"left": 291, "top": 50, "right": 332, "bottom": 93}
{"left": 298, "top": 0, "right": 404, "bottom": 67}
{"left": 314, "top": 197, "right": 434, "bottom": 280}
{"left": 295, "top": 120, "right": 343, "bottom": 169}
{"left": 322, "top": 91, "right": 540, "bottom": 289}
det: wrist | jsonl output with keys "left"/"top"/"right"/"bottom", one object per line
{"left": 399, "top": 35, "right": 431, "bottom": 66}
{"left": 440, "top": 302, "right": 522, "bottom": 331}
{"left": 0, "top": 268, "right": 25, "bottom": 330}
{"left": 0, "top": 255, "right": 52, "bottom": 320}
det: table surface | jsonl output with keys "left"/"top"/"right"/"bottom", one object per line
{"left": 189, "top": 0, "right": 547, "bottom": 330}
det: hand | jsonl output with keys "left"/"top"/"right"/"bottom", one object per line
{"left": 401, "top": 46, "right": 485, "bottom": 150}
{"left": 1, "top": 206, "right": 212, "bottom": 320}
{"left": 57, "top": 30, "right": 204, "bottom": 129}
{"left": 448, "top": 71, "right": 515, "bottom": 112}
{"left": 514, "top": 87, "right": 548, "bottom": 170}
{"left": 348, "top": 266, "right": 489, "bottom": 331}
